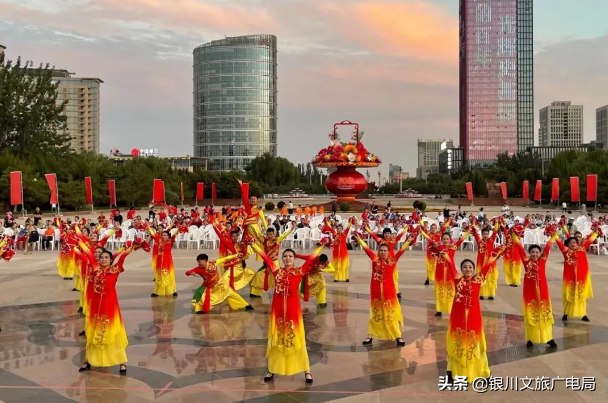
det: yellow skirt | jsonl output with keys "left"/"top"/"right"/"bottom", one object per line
{"left": 57, "top": 255, "right": 75, "bottom": 278}
{"left": 267, "top": 316, "right": 309, "bottom": 376}
{"left": 250, "top": 265, "right": 277, "bottom": 290}
{"left": 504, "top": 260, "right": 523, "bottom": 286}
{"left": 333, "top": 258, "right": 349, "bottom": 281}
{"left": 192, "top": 279, "right": 249, "bottom": 312}
{"left": 435, "top": 279, "right": 455, "bottom": 313}
{"left": 447, "top": 329, "right": 490, "bottom": 382}
{"left": 426, "top": 257, "right": 437, "bottom": 281}
{"left": 368, "top": 298, "right": 403, "bottom": 340}
{"left": 154, "top": 268, "right": 177, "bottom": 296}
{"left": 480, "top": 266, "right": 498, "bottom": 297}
{"left": 523, "top": 298, "right": 554, "bottom": 343}
{"left": 562, "top": 275, "right": 593, "bottom": 318}
{"left": 393, "top": 269, "right": 400, "bottom": 294}
{"left": 86, "top": 327, "right": 128, "bottom": 368}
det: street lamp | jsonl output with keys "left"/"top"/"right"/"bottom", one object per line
{"left": 378, "top": 171, "right": 381, "bottom": 187}
{"left": 399, "top": 168, "right": 403, "bottom": 193}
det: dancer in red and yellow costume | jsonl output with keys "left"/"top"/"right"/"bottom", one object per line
{"left": 295, "top": 253, "right": 334, "bottom": 307}
{"left": 78, "top": 246, "right": 133, "bottom": 375}
{"left": 513, "top": 231, "right": 558, "bottom": 348}
{"left": 556, "top": 228, "right": 599, "bottom": 322}
{"left": 238, "top": 180, "right": 267, "bottom": 253}
{"left": 364, "top": 226, "right": 407, "bottom": 298}
{"left": 419, "top": 220, "right": 451, "bottom": 285}
{"left": 74, "top": 226, "right": 113, "bottom": 313}
{"left": 214, "top": 226, "right": 256, "bottom": 292}
{"left": 355, "top": 232, "right": 415, "bottom": 346}
{"left": 0, "top": 235, "right": 16, "bottom": 332}
{"left": 186, "top": 253, "right": 254, "bottom": 314}
{"left": 253, "top": 244, "right": 324, "bottom": 383}
{"left": 56, "top": 220, "right": 78, "bottom": 280}
{"left": 250, "top": 225, "right": 295, "bottom": 297}
{"left": 422, "top": 227, "right": 470, "bottom": 317}
{"left": 148, "top": 227, "right": 178, "bottom": 297}
{"left": 326, "top": 219, "right": 352, "bottom": 282}
{"left": 444, "top": 248, "right": 505, "bottom": 383}
{"left": 471, "top": 220, "right": 499, "bottom": 299}
{"left": 501, "top": 219, "right": 525, "bottom": 287}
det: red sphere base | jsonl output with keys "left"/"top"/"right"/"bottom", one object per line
{"left": 325, "top": 166, "right": 368, "bottom": 202}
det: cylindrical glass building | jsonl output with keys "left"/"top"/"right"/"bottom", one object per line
{"left": 193, "top": 35, "right": 278, "bottom": 171}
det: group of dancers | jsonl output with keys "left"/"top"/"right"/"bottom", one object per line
{"left": 0, "top": 189, "right": 602, "bottom": 385}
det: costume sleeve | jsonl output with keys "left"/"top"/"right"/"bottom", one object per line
{"left": 454, "top": 231, "right": 470, "bottom": 248}
{"left": 472, "top": 226, "right": 481, "bottom": 243}
{"left": 252, "top": 244, "right": 277, "bottom": 274}
{"left": 356, "top": 237, "right": 376, "bottom": 260}
{"left": 440, "top": 219, "right": 451, "bottom": 235}
{"left": 277, "top": 225, "right": 294, "bottom": 243}
{"left": 216, "top": 254, "right": 239, "bottom": 267}
{"left": 365, "top": 226, "right": 382, "bottom": 243}
{"left": 394, "top": 228, "right": 407, "bottom": 242}
{"left": 542, "top": 232, "right": 558, "bottom": 259}
{"left": 322, "top": 263, "right": 336, "bottom": 273}
{"left": 186, "top": 267, "right": 207, "bottom": 277}
{"left": 301, "top": 246, "right": 324, "bottom": 275}
{"left": 491, "top": 222, "right": 499, "bottom": 241}
{"left": 481, "top": 249, "right": 505, "bottom": 277}
{"left": 555, "top": 238, "right": 568, "bottom": 253}
{"left": 295, "top": 253, "right": 310, "bottom": 260}
{"left": 78, "top": 241, "right": 96, "bottom": 268}
{"left": 562, "top": 225, "right": 570, "bottom": 237}
{"left": 240, "top": 182, "right": 251, "bottom": 214}
{"left": 512, "top": 234, "right": 529, "bottom": 263}
{"left": 584, "top": 232, "right": 599, "bottom": 250}
{"left": 115, "top": 247, "right": 133, "bottom": 270}
{"left": 394, "top": 237, "right": 413, "bottom": 262}
{"left": 259, "top": 209, "right": 268, "bottom": 231}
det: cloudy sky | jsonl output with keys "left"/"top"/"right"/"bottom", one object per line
{"left": 2, "top": 0, "right": 608, "bottom": 177}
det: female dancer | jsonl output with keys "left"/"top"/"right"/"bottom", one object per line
{"left": 57, "top": 221, "right": 78, "bottom": 280}
{"left": 556, "top": 229, "right": 598, "bottom": 322}
{"left": 250, "top": 224, "right": 294, "bottom": 297}
{"left": 213, "top": 227, "right": 255, "bottom": 292}
{"left": 355, "top": 232, "right": 415, "bottom": 346}
{"left": 186, "top": 253, "right": 254, "bottom": 314}
{"left": 364, "top": 226, "right": 407, "bottom": 298}
{"left": 327, "top": 220, "right": 352, "bottom": 282}
{"left": 148, "top": 228, "right": 178, "bottom": 297}
{"left": 471, "top": 221, "right": 499, "bottom": 300}
{"left": 444, "top": 249, "right": 505, "bottom": 383}
{"left": 422, "top": 228, "right": 470, "bottom": 317}
{"left": 78, "top": 246, "right": 133, "bottom": 374}
{"left": 513, "top": 231, "right": 558, "bottom": 348}
{"left": 501, "top": 219, "right": 525, "bottom": 287}
{"left": 419, "top": 220, "right": 451, "bottom": 286}
{"left": 238, "top": 180, "right": 267, "bottom": 252}
{"left": 252, "top": 244, "right": 324, "bottom": 383}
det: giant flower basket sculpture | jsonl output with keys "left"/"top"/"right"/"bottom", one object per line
{"left": 312, "top": 121, "right": 381, "bottom": 202}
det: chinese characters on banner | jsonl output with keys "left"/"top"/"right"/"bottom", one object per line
{"left": 139, "top": 148, "right": 159, "bottom": 157}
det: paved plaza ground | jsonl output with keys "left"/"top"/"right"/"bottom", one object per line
{"left": 1, "top": 224, "right": 607, "bottom": 402}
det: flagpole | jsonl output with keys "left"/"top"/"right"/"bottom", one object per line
{"left": 56, "top": 174, "right": 61, "bottom": 216}
{"left": 20, "top": 175, "right": 25, "bottom": 217}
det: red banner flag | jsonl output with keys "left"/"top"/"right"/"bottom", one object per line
{"left": 108, "top": 180, "right": 116, "bottom": 206}
{"left": 10, "top": 171, "right": 23, "bottom": 206}
{"left": 45, "top": 174, "right": 58, "bottom": 205}
{"left": 180, "top": 182, "right": 185, "bottom": 203}
{"left": 551, "top": 178, "right": 559, "bottom": 202}
{"left": 570, "top": 177, "right": 580, "bottom": 202}
{"left": 153, "top": 179, "right": 165, "bottom": 203}
{"left": 534, "top": 180, "right": 542, "bottom": 201}
{"left": 587, "top": 174, "right": 598, "bottom": 202}
{"left": 211, "top": 183, "right": 217, "bottom": 202}
{"left": 196, "top": 182, "right": 204, "bottom": 201}
{"left": 522, "top": 180, "right": 529, "bottom": 200}
{"left": 465, "top": 182, "right": 473, "bottom": 201}
{"left": 84, "top": 177, "right": 93, "bottom": 205}
{"left": 500, "top": 182, "right": 507, "bottom": 200}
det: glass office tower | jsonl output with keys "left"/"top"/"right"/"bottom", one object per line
{"left": 193, "top": 35, "right": 277, "bottom": 171}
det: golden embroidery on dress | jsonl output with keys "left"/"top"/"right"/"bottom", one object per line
{"left": 93, "top": 314, "right": 110, "bottom": 344}
{"left": 276, "top": 318, "right": 295, "bottom": 348}
{"left": 452, "top": 327, "right": 479, "bottom": 360}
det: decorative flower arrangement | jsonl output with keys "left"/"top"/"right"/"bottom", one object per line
{"left": 313, "top": 132, "right": 381, "bottom": 164}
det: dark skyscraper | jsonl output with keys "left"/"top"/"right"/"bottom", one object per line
{"left": 193, "top": 35, "right": 277, "bottom": 171}
{"left": 459, "top": 0, "right": 533, "bottom": 166}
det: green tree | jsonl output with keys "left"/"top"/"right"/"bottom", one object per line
{"left": 0, "top": 54, "right": 72, "bottom": 158}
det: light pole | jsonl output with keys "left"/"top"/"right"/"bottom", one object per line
{"left": 378, "top": 171, "right": 381, "bottom": 187}
{"left": 399, "top": 168, "right": 403, "bottom": 193}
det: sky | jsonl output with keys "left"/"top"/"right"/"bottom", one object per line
{"left": 2, "top": 0, "right": 608, "bottom": 178}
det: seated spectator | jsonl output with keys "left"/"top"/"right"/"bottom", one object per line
{"left": 42, "top": 225, "right": 55, "bottom": 251}
{"left": 27, "top": 225, "right": 39, "bottom": 254}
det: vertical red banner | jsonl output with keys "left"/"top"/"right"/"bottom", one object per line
{"left": 10, "top": 171, "right": 23, "bottom": 205}
{"left": 522, "top": 180, "right": 529, "bottom": 200}
{"left": 45, "top": 174, "right": 58, "bottom": 205}
{"left": 84, "top": 177, "right": 93, "bottom": 205}
{"left": 180, "top": 182, "right": 185, "bottom": 203}
{"left": 587, "top": 174, "right": 598, "bottom": 202}
{"left": 153, "top": 179, "right": 165, "bottom": 203}
{"left": 570, "top": 177, "right": 580, "bottom": 202}
{"left": 108, "top": 180, "right": 116, "bottom": 206}
{"left": 465, "top": 182, "right": 473, "bottom": 201}
{"left": 500, "top": 182, "right": 507, "bottom": 200}
{"left": 196, "top": 182, "right": 204, "bottom": 201}
{"left": 551, "top": 178, "right": 559, "bottom": 202}
{"left": 533, "top": 180, "right": 542, "bottom": 201}
{"left": 211, "top": 183, "right": 217, "bottom": 202}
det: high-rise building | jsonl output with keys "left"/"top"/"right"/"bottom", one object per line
{"left": 596, "top": 105, "right": 608, "bottom": 150}
{"left": 51, "top": 70, "right": 103, "bottom": 153}
{"left": 439, "top": 147, "right": 465, "bottom": 175}
{"left": 538, "top": 101, "right": 583, "bottom": 147}
{"left": 417, "top": 139, "right": 454, "bottom": 179}
{"left": 459, "top": 0, "right": 533, "bottom": 166}
{"left": 0, "top": 44, "right": 5, "bottom": 56}
{"left": 388, "top": 164, "right": 402, "bottom": 183}
{"left": 193, "top": 35, "right": 278, "bottom": 171}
